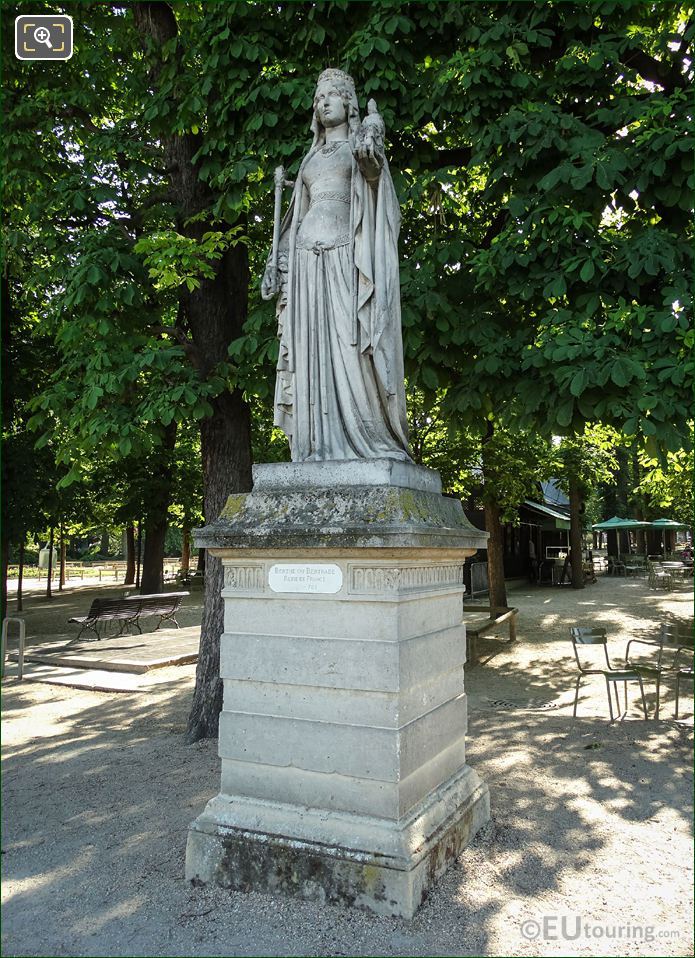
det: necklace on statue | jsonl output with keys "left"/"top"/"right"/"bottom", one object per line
{"left": 320, "top": 141, "right": 346, "bottom": 157}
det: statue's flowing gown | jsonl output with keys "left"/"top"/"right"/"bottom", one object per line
{"left": 273, "top": 138, "right": 411, "bottom": 463}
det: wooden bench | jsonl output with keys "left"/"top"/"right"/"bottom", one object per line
{"left": 68, "top": 591, "right": 189, "bottom": 641}
{"left": 462, "top": 604, "right": 519, "bottom": 664}
{"left": 69, "top": 598, "right": 140, "bottom": 641}
{"left": 127, "top": 592, "right": 189, "bottom": 631}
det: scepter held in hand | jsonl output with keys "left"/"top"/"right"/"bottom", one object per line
{"left": 267, "top": 165, "right": 293, "bottom": 298}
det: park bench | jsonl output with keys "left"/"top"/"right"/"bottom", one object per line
{"left": 68, "top": 591, "right": 189, "bottom": 641}
{"left": 462, "top": 604, "right": 519, "bottom": 664}
{"left": 178, "top": 569, "right": 205, "bottom": 589}
{"left": 128, "top": 592, "right": 189, "bottom": 630}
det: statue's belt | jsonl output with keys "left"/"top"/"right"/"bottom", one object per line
{"left": 297, "top": 234, "right": 351, "bottom": 254}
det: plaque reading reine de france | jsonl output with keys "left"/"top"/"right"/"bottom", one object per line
{"left": 268, "top": 563, "right": 343, "bottom": 594}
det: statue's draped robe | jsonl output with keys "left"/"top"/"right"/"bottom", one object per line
{"left": 274, "top": 148, "right": 411, "bottom": 462}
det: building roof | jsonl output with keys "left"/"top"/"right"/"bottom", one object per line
{"left": 523, "top": 499, "right": 571, "bottom": 530}
{"left": 541, "top": 479, "right": 569, "bottom": 508}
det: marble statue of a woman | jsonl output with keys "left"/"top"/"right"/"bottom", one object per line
{"left": 261, "top": 68, "right": 412, "bottom": 463}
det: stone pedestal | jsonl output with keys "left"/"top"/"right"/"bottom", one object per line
{"left": 185, "top": 460, "right": 489, "bottom": 918}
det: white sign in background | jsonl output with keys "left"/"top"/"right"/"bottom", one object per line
{"left": 268, "top": 563, "right": 343, "bottom": 595}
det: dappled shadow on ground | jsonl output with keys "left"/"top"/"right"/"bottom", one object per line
{"left": 467, "top": 575, "right": 693, "bottom": 723}
{"left": 2, "top": 675, "right": 215, "bottom": 956}
{"left": 2, "top": 675, "right": 691, "bottom": 957}
{"left": 1, "top": 575, "right": 693, "bottom": 957}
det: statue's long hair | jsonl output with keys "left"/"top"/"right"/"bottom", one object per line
{"left": 309, "top": 69, "right": 361, "bottom": 150}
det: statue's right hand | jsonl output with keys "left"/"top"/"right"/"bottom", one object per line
{"left": 261, "top": 265, "right": 278, "bottom": 300}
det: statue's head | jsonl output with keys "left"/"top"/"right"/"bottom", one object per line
{"left": 310, "top": 68, "right": 360, "bottom": 145}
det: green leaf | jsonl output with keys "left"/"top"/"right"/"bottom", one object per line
{"left": 556, "top": 401, "right": 574, "bottom": 427}
{"left": 569, "top": 370, "right": 586, "bottom": 397}
{"left": 421, "top": 366, "right": 439, "bottom": 390}
{"left": 580, "top": 260, "right": 595, "bottom": 282}
{"left": 610, "top": 358, "right": 633, "bottom": 388}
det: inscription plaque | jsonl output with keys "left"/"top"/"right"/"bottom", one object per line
{"left": 268, "top": 563, "right": 343, "bottom": 594}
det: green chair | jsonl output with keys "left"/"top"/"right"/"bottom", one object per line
{"left": 674, "top": 649, "right": 694, "bottom": 719}
{"left": 624, "top": 621, "right": 694, "bottom": 720}
{"left": 571, "top": 627, "right": 648, "bottom": 721}
{"left": 662, "top": 622, "right": 694, "bottom": 719}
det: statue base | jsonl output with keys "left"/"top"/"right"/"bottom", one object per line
{"left": 186, "top": 766, "right": 489, "bottom": 918}
{"left": 186, "top": 460, "right": 489, "bottom": 918}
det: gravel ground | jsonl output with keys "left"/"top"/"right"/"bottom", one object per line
{"left": 1, "top": 574, "right": 693, "bottom": 957}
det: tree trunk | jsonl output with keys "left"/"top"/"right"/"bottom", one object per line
{"left": 124, "top": 524, "right": 136, "bottom": 585}
{"left": 17, "top": 538, "right": 25, "bottom": 613}
{"left": 0, "top": 274, "right": 9, "bottom": 620}
{"left": 479, "top": 420, "right": 508, "bottom": 612}
{"left": 483, "top": 501, "right": 508, "bottom": 611}
{"left": 196, "top": 548, "right": 205, "bottom": 572}
{"left": 135, "top": 520, "right": 142, "bottom": 589}
{"left": 0, "top": 530, "right": 8, "bottom": 620}
{"left": 614, "top": 446, "right": 630, "bottom": 516}
{"left": 140, "top": 421, "right": 177, "bottom": 594}
{"left": 646, "top": 528, "right": 661, "bottom": 556}
{"left": 59, "top": 520, "right": 66, "bottom": 590}
{"left": 568, "top": 480, "right": 585, "bottom": 589}
{"left": 181, "top": 525, "right": 190, "bottom": 576}
{"left": 140, "top": 522, "right": 167, "bottom": 593}
{"left": 187, "top": 392, "right": 252, "bottom": 743}
{"left": 100, "top": 529, "right": 110, "bottom": 556}
{"left": 134, "top": 2, "right": 254, "bottom": 742}
{"left": 632, "top": 449, "right": 646, "bottom": 556}
{"left": 607, "top": 530, "right": 619, "bottom": 558}
{"left": 45, "top": 527, "right": 54, "bottom": 600}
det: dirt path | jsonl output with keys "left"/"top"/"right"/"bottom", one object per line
{"left": 2, "top": 576, "right": 693, "bottom": 957}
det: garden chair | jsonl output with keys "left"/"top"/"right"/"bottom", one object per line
{"left": 624, "top": 628, "right": 666, "bottom": 720}
{"left": 624, "top": 622, "right": 693, "bottom": 720}
{"left": 570, "top": 627, "right": 648, "bottom": 721}
{"left": 674, "top": 648, "right": 694, "bottom": 719}
{"left": 661, "top": 622, "right": 694, "bottom": 720}
{"left": 647, "top": 562, "right": 672, "bottom": 591}
{"left": 608, "top": 557, "right": 626, "bottom": 576}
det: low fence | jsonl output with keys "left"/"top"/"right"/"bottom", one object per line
{"left": 6, "top": 559, "right": 181, "bottom": 582}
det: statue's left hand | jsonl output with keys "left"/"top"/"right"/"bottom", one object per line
{"left": 356, "top": 129, "right": 382, "bottom": 164}
{"left": 355, "top": 99, "right": 385, "bottom": 177}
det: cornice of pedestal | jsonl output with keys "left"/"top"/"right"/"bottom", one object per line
{"left": 193, "top": 466, "right": 488, "bottom": 556}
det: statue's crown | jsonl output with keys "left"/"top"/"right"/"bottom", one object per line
{"left": 316, "top": 68, "right": 355, "bottom": 91}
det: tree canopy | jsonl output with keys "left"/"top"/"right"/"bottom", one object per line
{"left": 3, "top": 0, "right": 692, "bottom": 736}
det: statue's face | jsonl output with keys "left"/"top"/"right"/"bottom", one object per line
{"left": 314, "top": 82, "right": 348, "bottom": 129}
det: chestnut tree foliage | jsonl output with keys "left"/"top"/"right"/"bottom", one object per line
{"left": 4, "top": 0, "right": 692, "bottom": 738}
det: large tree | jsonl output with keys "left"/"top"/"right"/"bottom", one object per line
{"left": 6, "top": 1, "right": 692, "bottom": 742}
{"left": 435, "top": 1, "right": 693, "bottom": 451}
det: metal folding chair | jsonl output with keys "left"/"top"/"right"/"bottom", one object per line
{"left": 660, "top": 622, "right": 694, "bottom": 719}
{"left": 570, "top": 627, "right": 648, "bottom": 721}
{"left": 674, "top": 647, "right": 694, "bottom": 719}
{"left": 625, "top": 629, "right": 666, "bottom": 720}
{"left": 647, "top": 563, "right": 672, "bottom": 591}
